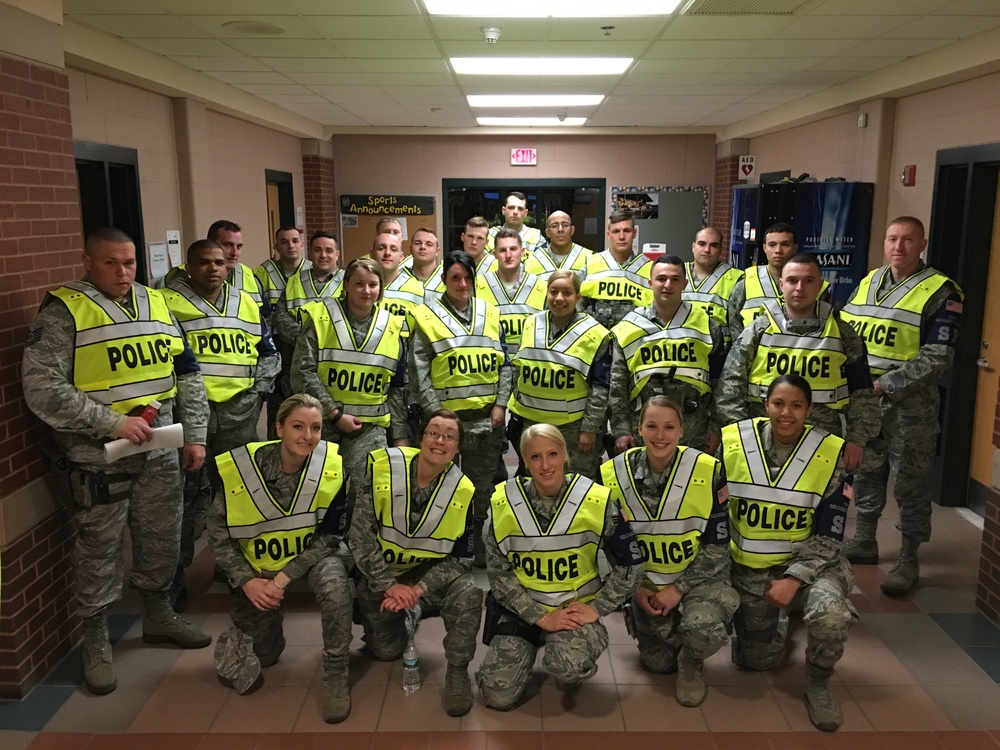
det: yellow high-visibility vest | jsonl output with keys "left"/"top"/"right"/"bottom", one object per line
{"left": 475, "top": 270, "right": 547, "bottom": 357}
{"left": 580, "top": 251, "right": 652, "bottom": 307}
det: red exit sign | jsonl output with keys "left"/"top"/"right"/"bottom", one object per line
{"left": 511, "top": 148, "right": 537, "bottom": 166}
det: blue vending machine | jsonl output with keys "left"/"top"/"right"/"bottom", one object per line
{"left": 730, "top": 181, "right": 874, "bottom": 307}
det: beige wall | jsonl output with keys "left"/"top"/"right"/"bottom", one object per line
{"left": 206, "top": 111, "right": 305, "bottom": 268}
{"left": 331, "top": 133, "right": 717, "bottom": 235}
{"left": 749, "top": 112, "right": 860, "bottom": 184}
{"left": 68, "top": 69, "right": 183, "bottom": 252}
{"left": 887, "top": 71, "right": 1000, "bottom": 222}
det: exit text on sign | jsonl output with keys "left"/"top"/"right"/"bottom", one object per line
{"left": 511, "top": 148, "right": 537, "bottom": 166}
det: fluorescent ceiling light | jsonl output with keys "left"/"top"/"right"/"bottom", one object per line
{"left": 468, "top": 94, "right": 604, "bottom": 108}
{"left": 477, "top": 116, "right": 587, "bottom": 126}
{"left": 452, "top": 58, "right": 632, "bottom": 76}
{"left": 426, "top": 0, "right": 682, "bottom": 16}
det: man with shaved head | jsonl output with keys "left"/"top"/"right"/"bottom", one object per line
{"left": 525, "top": 210, "right": 592, "bottom": 281}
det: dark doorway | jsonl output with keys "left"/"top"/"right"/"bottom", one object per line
{"left": 74, "top": 141, "right": 147, "bottom": 280}
{"left": 442, "top": 179, "right": 606, "bottom": 254}
{"left": 928, "top": 142, "right": 1000, "bottom": 511}
{"left": 265, "top": 169, "right": 295, "bottom": 248}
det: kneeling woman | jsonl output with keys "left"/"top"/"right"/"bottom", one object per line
{"left": 208, "top": 393, "right": 354, "bottom": 724}
{"left": 601, "top": 396, "right": 737, "bottom": 708}
{"left": 348, "top": 409, "right": 483, "bottom": 717}
{"left": 724, "top": 374, "right": 857, "bottom": 732}
{"left": 478, "top": 424, "right": 644, "bottom": 710}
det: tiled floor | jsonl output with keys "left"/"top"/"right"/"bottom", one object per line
{"left": 3, "top": 487, "right": 1000, "bottom": 749}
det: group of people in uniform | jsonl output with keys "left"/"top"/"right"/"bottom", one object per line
{"left": 22, "top": 192, "right": 962, "bottom": 732}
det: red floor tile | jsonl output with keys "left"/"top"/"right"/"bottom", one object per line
{"left": 544, "top": 732, "right": 632, "bottom": 750}
{"left": 429, "top": 731, "right": 488, "bottom": 750}
{"left": 140, "top": 733, "right": 205, "bottom": 750}
{"left": 485, "top": 731, "right": 544, "bottom": 750}
{"left": 647, "top": 732, "right": 716, "bottom": 750}
{"left": 313, "top": 733, "right": 375, "bottom": 750}
{"left": 372, "top": 732, "right": 431, "bottom": 750}
{"left": 935, "top": 731, "right": 1000, "bottom": 750}
{"left": 257, "top": 733, "right": 318, "bottom": 750}
{"left": 198, "top": 733, "right": 262, "bottom": 750}
{"left": 84, "top": 737, "right": 138, "bottom": 750}
{"left": 824, "top": 733, "right": 890, "bottom": 750}
{"left": 767, "top": 732, "right": 829, "bottom": 750}
{"left": 29, "top": 735, "right": 94, "bottom": 750}
{"left": 711, "top": 732, "right": 773, "bottom": 750}
{"left": 879, "top": 731, "right": 944, "bottom": 750}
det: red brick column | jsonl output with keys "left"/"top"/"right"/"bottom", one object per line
{"left": 303, "top": 153, "right": 337, "bottom": 240}
{"left": 712, "top": 155, "right": 740, "bottom": 264}
{"left": 0, "top": 52, "right": 84, "bottom": 698}
{"left": 979, "top": 388, "right": 1000, "bottom": 624}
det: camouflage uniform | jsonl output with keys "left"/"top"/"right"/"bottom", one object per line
{"left": 207, "top": 443, "right": 352, "bottom": 690}
{"left": 22, "top": 283, "right": 209, "bottom": 618}
{"left": 477, "top": 477, "right": 644, "bottom": 709}
{"left": 407, "top": 295, "right": 512, "bottom": 553}
{"left": 729, "top": 422, "right": 857, "bottom": 673}
{"left": 609, "top": 304, "right": 728, "bottom": 451}
{"left": 163, "top": 279, "right": 280, "bottom": 591}
{"left": 348, "top": 460, "right": 482, "bottom": 666}
{"left": 611, "top": 450, "right": 738, "bottom": 674}
{"left": 289, "top": 300, "right": 406, "bottom": 521}
{"left": 509, "top": 311, "right": 611, "bottom": 480}
{"left": 850, "top": 265, "right": 962, "bottom": 546}
{"left": 715, "top": 303, "right": 880, "bottom": 453}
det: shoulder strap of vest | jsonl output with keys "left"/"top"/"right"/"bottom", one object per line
{"left": 774, "top": 427, "right": 827, "bottom": 490}
{"left": 292, "top": 441, "right": 329, "bottom": 514}
{"left": 231, "top": 444, "right": 285, "bottom": 520}
{"left": 736, "top": 419, "right": 771, "bottom": 486}
{"left": 878, "top": 267, "right": 941, "bottom": 307}
{"left": 502, "top": 478, "right": 540, "bottom": 534}
{"left": 549, "top": 475, "right": 596, "bottom": 535}
{"left": 547, "top": 313, "right": 602, "bottom": 353}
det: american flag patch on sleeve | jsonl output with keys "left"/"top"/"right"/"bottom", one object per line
{"left": 717, "top": 485, "right": 730, "bottom": 504}
{"left": 946, "top": 299, "right": 963, "bottom": 313}
{"left": 843, "top": 482, "right": 854, "bottom": 501}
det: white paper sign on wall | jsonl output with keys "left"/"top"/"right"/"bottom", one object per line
{"left": 738, "top": 155, "right": 756, "bottom": 181}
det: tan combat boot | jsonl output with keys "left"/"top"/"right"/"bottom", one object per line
{"left": 323, "top": 655, "right": 351, "bottom": 723}
{"left": 841, "top": 517, "right": 879, "bottom": 564}
{"left": 675, "top": 647, "right": 707, "bottom": 707}
{"left": 446, "top": 663, "right": 474, "bottom": 716}
{"left": 142, "top": 591, "right": 212, "bottom": 648}
{"left": 82, "top": 614, "right": 116, "bottom": 695}
{"left": 805, "top": 663, "right": 842, "bottom": 732}
{"left": 881, "top": 536, "right": 920, "bottom": 596}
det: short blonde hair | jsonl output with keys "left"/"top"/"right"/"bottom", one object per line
{"left": 520, "top": 423, "right": 568, "bottom": 459}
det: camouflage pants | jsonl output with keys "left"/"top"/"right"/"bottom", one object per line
{"left": 477, "top": 619, "right": 609, "bottom": 709}
{"left": 731, "top": 561, "right": 857, "bottom": 671}
{"left": 355, "top": 567, "right": 482, "bottom": 666}
{"left": 457, "top": 412, "right": 506, "bottom": 525}
{"left": 228, "top": 552, "right": 353, "bottom": 667}
{"left": 328, "top": 422, "right": 387, "bottom": 528}
{"left": 73, "top": 448, "right": 183, "bottom": 619}
{"left": 628, "top": 580, "right": 739, "bottom": 673}
{"left": 854, "top": 398, "right": 936, "bottom": 542}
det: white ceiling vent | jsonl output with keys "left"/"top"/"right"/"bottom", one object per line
{"left": 684, "top": 0, "right": 811, "bottom": 14}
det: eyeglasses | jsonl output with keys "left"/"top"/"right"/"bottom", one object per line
{"left": 424, "top": 430, "right": 459, "bottom": 443}
{"left": 547, "top": 222, "right": 571, "bottom": 229}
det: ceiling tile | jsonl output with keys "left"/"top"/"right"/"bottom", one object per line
{"left": 231, "top": 83, "right": 311, "bottom": 96}
{"left": 742, "top": 39, "right": 860, "bottom": 58}
{"left": 357, "top": 59, "right": 450, "bottom": 73}
{"left": 645, "top": 40, "right": 760, "bottom": 59}
{"left": 807, "top": 56, "right": 903, "bottom": 72}
{"left": 261, "top": 58, "right": 362, "bottom": 73}
{"left": 170, "top": 56, "right": 271, "bottom": 71}
{"left": 331, "top": 40, "right": 441, "bottom": 58}
{"left": 154, "top": 0, "right": 289, "bottom": 12}
{"left": 429, "top": 17, "right": 547, "bottom": 42}
{"left": 633, "top": 58, "right": 732, "bottom": 73}
{"left": 285, "top": 70, "right": 363, "bottom": 83}
{"left": 779, "top": 15, "right": 917, "bottom": 38}
{"left": 66, "top": 0, "right": 161, "bottom": 13}
{"left": 381, "top": 86, "right": 464, "bottom": 100}
{"left": 283, "top": 0, "right": 420, "bottom": 15}
{"left": 182, "top": 15, "right": 321, "bottom": 39}
{"left": 340, "top": 103, "right": 411, "bottom": 118}
{"left": 441, "top": 40, "right": 646, "bottom": 56}
{"left": 366, "top": 73, "right": 458, "bottom": 86}
{"left": 257, "top": 93, "right": 330, "bottom": 104}
{"left": 225, "top": 39, "right": 345, "bottom": 57}
{"left": 660, "top": 15, "right": 794, "bottom": 40}
{"left": 805, "top": 0, "right": 951, "bottom": 14}
{"left": 130, "top": 38, "right": 244, "bottom": 56}
{"left": 624, "top": 71, "right": 789, "bottom": 86}
{"left": 74, "top": 13, "right": 209, "bottom": 37}
{"left": 721, "top": 58, "right": 824, "bottom": 73}
{"left": 545, "top": 17, "right": 669, "bottom": 41}
{"left": 304, "top": 15, "right": 432, "bottom": 39}
{"left": 206, "top": 71, "right": 296, "bottom": 84}
{"left": 939, "top": 0, "right": 1000, "bottom": 13}
{"left": 779, "top": 70, "right": 857, "bottom": 85}
{"left": 307, "top": 85, "right": 396, "bottom": 103}
{"left": 842, "top": 38, "right": 953, "bottom": 57}
{"left": 884, "top": 15, "right": 1000, "bottom": 38}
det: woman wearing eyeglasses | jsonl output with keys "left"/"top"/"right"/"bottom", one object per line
{"left": 348, "top": 408, "right": 483, "bottom": 718}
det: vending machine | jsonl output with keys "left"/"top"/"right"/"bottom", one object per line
{"left": 729, "top": 181, "right": 874, "bottom": 307}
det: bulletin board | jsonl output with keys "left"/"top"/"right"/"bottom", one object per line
{"left": 338, "top": 194, "right": 437, "bottom": 263}
{"left": 611, "top": 186, "right": 710, "bottom": 259}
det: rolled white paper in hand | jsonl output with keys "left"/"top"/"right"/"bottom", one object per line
{"left": 104, "top": 423, "right": 185, "bottom": 463}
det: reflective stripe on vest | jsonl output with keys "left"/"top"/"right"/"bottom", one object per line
{"left": 312, "top": 300, "right": 401, "bottom": 424}
{"left": 163, "top": 281, "right": 260, "bottom": 402}
{"left": 219, "top": 440, "right": 343, "bottom": 573}
{"left": 490, "top": 475, "right": 607, "bottom": 609}
{"left": 380, "top": 272, "right": 425, "bottom": 337}
{"left": 255, "top": 259, "right": 311, "bottom": 305}
{"left": 601, "top": 446, "right": 714, "bottom": 589}
{"left": 747, "top": 299, "right": 849, "bottom": 409}
{"left": 682, "top": 261, "right": 741, "bottom": 333}
{"left": 411, "top": 299, "right": 503, "bottom": 411}
{"left": 370, "top": 447, "right": 474, "bottom": 574}
{"left": 840, "top": 266, "right": 956, "bottom": 376}
{"left": 740, "top": 266, "right": 782, "bottom": 325}
{"left": 580, "top": 251, "right": 652, "bottom": 305}
{"left": 284, "top": 267, "right": 343, "bottom": 323}
{"left": 475, "top": 271, "right": 546, "bottom": 356}
{"left": 613, "top": 303, "right": 714, "bottom": 398}
{"left": 53, "top": 282, "right": 182, "bottom": 414}
{"left": 723, "top": 419, "right": 842, "bottom": 568}
{"left": 525, "top": 243, "right": 590, "bottom": 279}
{"left": 229, "top": 263, "right": 263, "bottom": 307}
{"left": 510, "top": 312, "right": 607, "bottom": 425}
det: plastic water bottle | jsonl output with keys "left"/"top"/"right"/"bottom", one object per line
{"left": 402, "top": 637, "right": 421, "bottom": 694}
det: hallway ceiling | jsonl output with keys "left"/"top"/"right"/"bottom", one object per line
{"left": 63, "top": 0, "right": 1000, "bottom": 132}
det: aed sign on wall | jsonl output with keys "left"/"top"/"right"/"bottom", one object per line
{"left": 511, "top": 148, "right": 537, "bottom": 166}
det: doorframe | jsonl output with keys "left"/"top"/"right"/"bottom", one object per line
{"left": 928, "top": 142, "right": 1000, "bottom": 509}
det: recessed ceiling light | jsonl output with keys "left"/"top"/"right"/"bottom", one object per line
{"left": 477, "top": 116, "right": 587, "bottom": 126}
{"left": 452, "top": 58, "right": 632, "bottom": 76}
{"left": 426, "top": 0, "right": 681, "bottom": 16}
{"left": 221, "top": 20, "right": 285, "bottom": 35}
{"left": 468, "top": 94, "right": 604, "bottom": 107}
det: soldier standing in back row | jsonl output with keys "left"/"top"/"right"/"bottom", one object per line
{"left": 840, "top": 216, "right": 963, "bottom": 595}
{"left": 22, "top": 227, "right": 213, "bottom": 696}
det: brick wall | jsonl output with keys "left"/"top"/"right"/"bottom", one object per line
{"left": 302, "top": 154, "right": 337, "bottom": 240}
{"left": 712, "top": 155, "right": 740, "bottom": 263}
{"left": 0, "top": 52, "right": 84, "bottom": 697}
